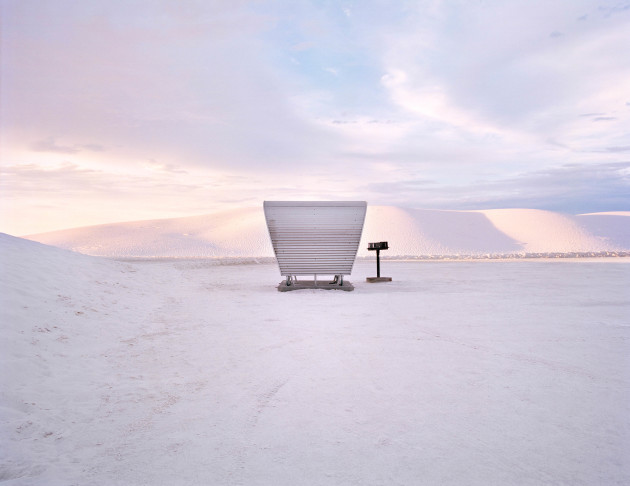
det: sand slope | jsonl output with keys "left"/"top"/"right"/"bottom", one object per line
{"left": 23, "top": 206, "right": 630, "bottom": 258}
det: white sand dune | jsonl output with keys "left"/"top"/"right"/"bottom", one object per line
{"left": 23, "top": 206, "right": 630, "bottom": 258}
{"left": 476, "top": 209, "right": 616, "bottom": 253}
{"left": 2, "top": 233, "right": 629, "bottom": 485}
{"left": 24, "top": 207, "right": 271, "bottom": 259}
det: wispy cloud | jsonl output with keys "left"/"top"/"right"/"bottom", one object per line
{"left": 606, "top": 146, "right": 630, "bottom": 153}
{"left": 30, "top": 137, "right": 106, "bottom": 154}
{"left": 363, "top": 162, "right": 630, "bottom": 213}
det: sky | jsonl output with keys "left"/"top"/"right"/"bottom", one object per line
{"left": 1, "top": 0, "right": 630, "bottom": 235}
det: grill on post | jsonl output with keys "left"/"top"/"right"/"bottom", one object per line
{"left": 367, "top": 241, "right": 392, "bottom": 283}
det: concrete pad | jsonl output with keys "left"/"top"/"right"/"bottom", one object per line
{"left": 277, "top": 279, "right": 355, "bottom": 292}
{"left": 366, "top": 277, "right": 393, "bottom": 283}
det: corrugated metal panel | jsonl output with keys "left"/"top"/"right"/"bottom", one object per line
{"left": 264, "top": 201, "right": 367, "bottom": 276}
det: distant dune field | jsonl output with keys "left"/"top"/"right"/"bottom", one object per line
{"left": 23, "top": 206, "right": 630, "bottom": 258}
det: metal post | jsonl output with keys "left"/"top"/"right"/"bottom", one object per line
{"left": 376, "top": 248, "right": 381, "bottom": 278}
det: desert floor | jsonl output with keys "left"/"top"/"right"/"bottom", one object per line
{"left": 2, "top": 247, "right": 629, "bottom": 485}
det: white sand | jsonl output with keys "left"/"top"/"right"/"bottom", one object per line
{"left": 1, "top": 233, "right": 629, "bottom": 484}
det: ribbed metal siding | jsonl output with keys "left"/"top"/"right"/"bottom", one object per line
{"left": 264, "top": 201, "right": 367, "bottom": 276}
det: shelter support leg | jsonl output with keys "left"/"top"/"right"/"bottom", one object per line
{"left": 329, "top": 275, "right": 344, "bottom": 286}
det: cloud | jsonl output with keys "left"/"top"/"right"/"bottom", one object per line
{"left": 30, "top": 137, "right": 106, "bottom": 154}
{"left": 476, "top": 162, "right": 630, "bottom": 212}
{"left": 0, "top": 163, "right": 197, "bottom": 197}
{"left": 1, "top": 1, "right": 339, "bottom": 172}
{"left": 291, "top": 41, "right": 315, "bottom": 51}
{"left": 144, "top": 160, "right": 189, "bottom": 174}
{"left": 606, "top": 146, "right": 630, "bottom": 153}
{"left": 598, "top": 3, "right": 630, "bottom": 18}
{"left": 378, "top": 0, "right": 630, "bottom": 149}
{"left": 363, "top": 162, "right": 630, "bottom": 214}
